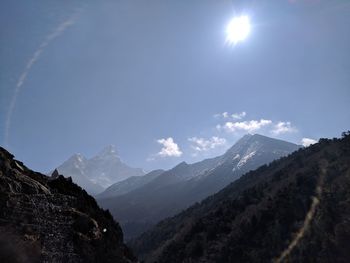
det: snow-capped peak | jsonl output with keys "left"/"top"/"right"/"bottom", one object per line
{"left": 55, "top": 145, "right": 144, "bottom": 194}
{"left": 66, "top": 153, "right": 86, "bottom": 165}
{"left": 97, "top": 145, "right": 119, "bottom": 158}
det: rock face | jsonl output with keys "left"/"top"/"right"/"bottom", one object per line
{"left": 130, "top": 133, "right": 350, "bottom": 263}
{"left": 0, "top": 147, "right": 136, "bottom": 263}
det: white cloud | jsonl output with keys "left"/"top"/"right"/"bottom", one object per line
{"left": 156, "top": 137, "right": 182, "bottom": 157}
{"left": 222, "top": 119, "right": 272, "bottom": 133}
{"left": 146, "top": 156, "right": 156, "bottom": 162}
{"left": 188, "top": 136, "right": 227, "bottom": 152}
{"left": 214, "top": 111, "right": 246, "bottom": 120}
{"left": 215, "top": 113, "right": 299, "bottom": 138}
{"left": 231, "top": 111, "right": 246, "bottom": 120}
{"left": 271, "top": 121, "right": 297, "bottom": 135}
{"left": 222, "top": 112, "right": 229, "bottom": 118}
{"left": 301, "top": 138, "right": 317, "bottom": 147}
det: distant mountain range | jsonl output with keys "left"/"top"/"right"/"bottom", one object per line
{"left": 97, "top": 134, "right": 301, "bottom": 239}
{"left": 54, "top": 145, "right": 145, "bottom": 195}
{"left": 130, "top": 133, "right": 350, "bottom": 263}
{"left": 2, "top": 132, "right": 349, "bottom": 262}
{"left": 97, "top": 169, "right": 165, "bottom": 199}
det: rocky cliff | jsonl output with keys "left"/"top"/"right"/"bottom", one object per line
{"left": 0, "top": 147, "right": 136, "bottom": 263}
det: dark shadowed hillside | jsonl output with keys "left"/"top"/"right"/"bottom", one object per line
{"left": 98, "top": 134, "right": 300, "bottom": 240}
{"left": 0, "top": 147, "right": 136, "bottom": 263}
{"left": 130, "top": 132, "right": 350, "bottom": 263}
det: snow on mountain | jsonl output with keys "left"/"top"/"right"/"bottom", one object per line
{"left": 98, "top": 134, "right": 301, "bottom": 239}
{"left": 237, "top": 150, "right": 256, "bottom": 168}
{"left": 54, "top": 145, "right": 145, "bottom": 195}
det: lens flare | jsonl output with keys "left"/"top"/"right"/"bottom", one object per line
{"left": 4, "top": 12, "right": 80, "bottom": 146}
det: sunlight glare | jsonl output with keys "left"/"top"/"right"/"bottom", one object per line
{"left": 226, "top": 15, "right": 251, "bottom": 45}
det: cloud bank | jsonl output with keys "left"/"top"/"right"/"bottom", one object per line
{"left": 218, "top": 119, "right": 272, "bottom": 133}
{"left": 214, "top": 111, "right": 246, "bottom": 120}
{"left": 215, "top": 112, "right": 298, "bottom": 137}
{"left": 272, "top": 121, "right": 297, "bottom": 135}
{"left": 188, "top": 136, "right": 226, "bottom": 152}
{"left": 231, "top": 111, "right": 246, "bottom": 120}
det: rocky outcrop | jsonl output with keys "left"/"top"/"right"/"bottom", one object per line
{"left": 0, "top": 147, "right": 137, "bottom": 263}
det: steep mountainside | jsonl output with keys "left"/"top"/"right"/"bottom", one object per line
{"left": 130, "top": 133, "right": 350, "bottom": 263}
{"left": 0, "top": 147, "right": 136, "bottom": 263}
{"left": 97, "top": 169, "right": 165, "bottom": 199}
{"left": 98, "top": 134, "right": 300, "bottom": 240}
{"left": 54, "top": 154, "right": 104, "bottom": 196}
{"left": 55, "top": 145, "right": 144, "bottom": 195}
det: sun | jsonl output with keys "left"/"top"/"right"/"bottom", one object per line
{"left": 226, "top": 15, "right": 251, "bottom": 45}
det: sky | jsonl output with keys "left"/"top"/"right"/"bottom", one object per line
{"left": 0, "top": 0, "right": 349, "bottom": 173}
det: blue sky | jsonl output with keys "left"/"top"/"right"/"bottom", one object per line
{"left": 1, "top": 0, "right": 349, "bottom": 173}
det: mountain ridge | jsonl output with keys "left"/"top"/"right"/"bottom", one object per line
{"left": 97, "top": 169, "right": 165, "bottom": 199}
{"left": 98, "top": 134, "right": 300, "bottom": 240}
{"left": 130, "top": 133, "right": 350, "bottom": 263}
{"left": 54, "top": 145, "right": 145, "bottom": 195}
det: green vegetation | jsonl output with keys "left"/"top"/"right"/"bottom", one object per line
{"left": 130, "top": 132, "right": 350, "bottom": 263}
